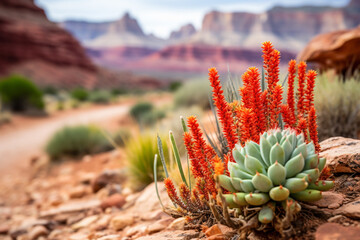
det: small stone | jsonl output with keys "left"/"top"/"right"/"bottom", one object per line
{"left": 68, "top": 185, "right": 88, "bottom": 199}
{"left": 141, "top": 209, "right": 168, "bottom": 221}
{"left": 205, "top": 224, "right": 234, "bottom": 238}
{"left": 69, "top": 233, "right": 88, "bottom": 240}
{"left": 312, "top": 192, "right": 344, "bottom": 208}
{"left": 125, "top": 224, "right": 148, "bottom": 238}
{"left": 148, "top": 218, "right": 174, "bottom": 234}
{"left": 9, "top": 228, "right": 27, "bottom": 239}
{"left": 0, "top": 224, "right": 10, "bottom": 234}
{"left": 328, "top": 215, "right": 343, "bottom": 222}
{"left": 97, "top": 235, "right": 122, "bottom": 240}
{"left": 93, "top": 215, "right": 111, "bottom": 231}
{"left": 28, "top": 226, "right": 49, "bottom": 240}
{"left": 167, "top": 217, "right": 186, "bottom": 230}
{"left": 72, "top": 215, "right": 98, "bottom": 230}
{"left": 334, "top": 198, "right": 360, "bottom": 219}
{"left": 110, "top": 214, "right": 135, "bottom": 231}
{"left": 92, "top": 169, "right": 126, "bottom": 193}
{"left": 100, "top": 194, "right": 126, "bottom": 209}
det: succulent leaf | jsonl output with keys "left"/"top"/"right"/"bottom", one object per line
{"left": 240, "top": 179, "right": 255, "bottom": 193}
{"left": 291, "top": 189, "right": 322, "bottom": 202}
{"left": 252, "top": 172, "right": 273, "bottom": 192}
{"left": 269, "top": 186, "right": 290, "bottom": 201}
{"left": 270, "top": 143, "right": 285, "bottom": 165}
{"left": 260, "top": 136, "right": 272, "bottom": 167}
{"left": 258, "top": 205, "right": 274, "bottom": 223}
{"left": 285, "top": 153, "right": 305, "bottom": 178}
{"left": 267, "top": 161, "right": 286, "bottom": 185}
{"left": 233, "top": 192, "right": 248, "bottom": 206}
{"left": 308, "top": 180, "right": 334, "bottom": 191}
{"left": 218, "top": 175, "right": 237, "bottom": 192}
{"left": 304, "top": 154, "right": 319, "bottom": 170}
{"left": 245, "top": 193, "right": 270, "bottom": 206}
{"left": 284, "top": 177, "right": 308, "bottom": 193}
{"left": 245, "top": 155, "right": 266, "bottom": 174}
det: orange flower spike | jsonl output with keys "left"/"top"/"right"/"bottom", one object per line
{"left": 243, "top": 67, "right": 267, "bottom": 137}
{"left": 305, "top": 70, "right": 317, "bottom": 115}
{"left": 195, "top": 177, "right": 209, "bottom": 201}
{"left": 187, "top": 116, "right": 207, "bottom": 158}
{"left": 213, "top": 156, "right": 225, "bottom": 177}
{"left": 308, "top": 107, "right": 320, "bottom": 152}
{"left": 287, "top": 60, "right": 297, "bottom": 122}
{"left": 296, "top": 117, "right": 308, "bottom": 141}
{"left": 187, "top": 116, "right": 216, "bottom": 194}
{"left": 238, "top": 106, "right": 257, "bottom": 145}
{"left": 297, "top": 61, "right": 307, "bottom": 117}
{"left": 208, "top": 68, "right": 238, "bottom": 151}
{"left": 281, "top": 104, "right": 295, "bottom": 128}
{"left": 179, "top": 182, "right": 192, "bottom": 206}
{"left": 270, "top": 84, "right": 283, "bottom": 128}
{"left": 164, "top": 178, "right": 187, "bottom": 210}
{"left": 183, "top": 132, "right": 202, "bottom": 179}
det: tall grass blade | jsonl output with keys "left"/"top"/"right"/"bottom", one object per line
{"left": 153, "top": 154, "right": 165, "bottom": 209}
{"left": 180, "top": 116, "right": 188, "bottom": 132}
{"left": 261, "top": 67, "right": 266, "bottom": 91}
{"left": 157, "top": 135, "right": 169, "bottom": 178}
{"left": 169, "top": 131, "right": 188, "bottom": 187}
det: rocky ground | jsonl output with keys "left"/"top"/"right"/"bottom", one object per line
{"left": 0, "top": 137, "right": 359, "bottom": 240}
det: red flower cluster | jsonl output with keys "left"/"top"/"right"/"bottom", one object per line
{"left": 209, "top": 68, "right": 238, "bottom": 152}
{"left": 164, "top": 42, "right": 322, "bottom": 212}
{"left": 185, "top": 116, "right": 217, "bottom": 199}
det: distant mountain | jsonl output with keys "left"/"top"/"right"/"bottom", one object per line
{"left": 62, "top": 2, "right": 360, "bottom": 52}
{"left": 189, "top": 4, "right": 360, "bottom": 51}
{"left": 61, "top": 13, "right": 166, "bottom": 49}
{"left": 60, "top": 1, "right": 360, "bottom": 74}
{"left": 169, "top": 24, "right": 196, "bottom": 41}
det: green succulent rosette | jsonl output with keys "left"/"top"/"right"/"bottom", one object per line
{"left": 218, "top": 129, "right": 333, "bottom": 224}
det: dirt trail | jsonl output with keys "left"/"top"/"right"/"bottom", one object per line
{"left": 0, "top": 103, "right": 130, "bottom": 168}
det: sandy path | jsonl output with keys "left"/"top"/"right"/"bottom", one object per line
{"left": 0, "top": 103, "right": 130, "bottom": 167}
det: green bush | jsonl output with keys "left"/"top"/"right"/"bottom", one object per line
{"left": 111, "top": 88, "right": 127, "bottom": 96}
{"left": 71, "top": 88, "right": 89, "bottom": 101}
{"left": 0, "top": 75, "right": 44, "bottom": 111}
{"left": 89, "top": 90, "right": 112, "bottom": 104}
{"left": 125, "top": 133, "right": 169, "bottom": 191}
{"left": 315, "top": 75, "right": 360, "bottom": 140}
{"left": 46, "top": 125, "right": 112, "bottom": 160}
{"left": 112, "top": 128, "right": 131, "bottom": 147}
{"left": 174, "top": 80, "right": 211, "bottom": 110}
{"left": 169, "top": 81, "right": 182, "bottom": 92}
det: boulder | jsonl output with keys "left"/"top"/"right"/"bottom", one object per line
{"left": 334, "top": 197, "right": 360, "bottom": 219}
{"left": 320, "top": 137, "right": 360, "bottom": 174}
{"left": 298, "top": 26, "right": 360, "bottom": 76}
{"left": 312, "top": 192, "right": 344, "bottom": 209}
{"left": 316, "top": 223, "right": 360, "bottom": 239}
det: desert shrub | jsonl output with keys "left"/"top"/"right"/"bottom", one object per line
{"left": 0, "top": 75, "right": 44, "bottom": 111}
{"left": 315, "top": 75, "right": 360, "bottom": 140}
{"left": 70, "top": 88, "right": 89, "bottom": 101}
{"left": 89, "top": 90, "right": 112, "bottom": 104}
{"left": 174, "top": 79, "right": 211, "bottom": 110}
{"left": 125, "top": 133, "right": 169, "bottom": 191}
{"left": 46, "top": 125, "right": 112, "bottom": 160}
{"left": 42, "top": 86, "right": 58, "bottom": 96}
{"left": 111, "top": 88, "right": 127, "bottom": 96}
{"left": 129, "top": 102, "right": 165, "bottom": 126}
{"left": 112, "top": 128, "right": 131, "bottom": 147}
{"left": 169, "top": 81, "right": 182, "bottom": 92}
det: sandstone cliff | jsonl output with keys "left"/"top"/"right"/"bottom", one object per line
{"left": 0, "top": 0, "right": 97, "bottom": 88}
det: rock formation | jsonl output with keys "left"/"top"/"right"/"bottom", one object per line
{"left": 0, "top": 1, "right": 163, "bottom": 89}
{"left": 298, "top": 26, "right": 360, "bottom": 76}
{"left": 62, "top": 13, "right": 166, "bottom": 49}
{"left": 169, "top": 24, "right": 196, "bottom": 41}
{"left": 0, "top": 0, "right": 98, "bottom": 88}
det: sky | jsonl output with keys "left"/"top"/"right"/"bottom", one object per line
{"left": 35, "top": 0, "right": 349, "bottom": 38}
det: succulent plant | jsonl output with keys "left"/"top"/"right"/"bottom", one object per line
{"left": 218, "top": 129, "right": 333, "bottom": 224}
